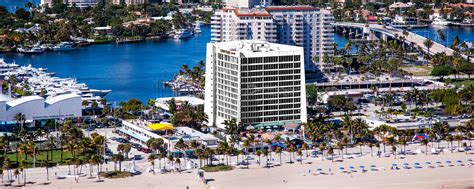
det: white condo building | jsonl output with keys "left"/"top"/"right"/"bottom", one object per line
{"left": 204, "top": 40, "right": 307, "bottom": 128}
{"left": 210, "top": 6, "right": 334, "bottom": 70}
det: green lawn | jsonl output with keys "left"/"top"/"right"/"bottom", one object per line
{"left": 201, "top": 165, "right": 234, "bottom": 172}
{"left": 2, "top": 149, "right": 84, "bottom": 168}
{"left": 401, "top": 65, "right": 433, "bottom": 76}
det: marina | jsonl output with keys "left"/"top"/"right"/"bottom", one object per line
{"left": 0, "top": 26, "right": 211, "bottom": 103}
{"left": 0, "top": 58, "right": 110, "bottom": 103}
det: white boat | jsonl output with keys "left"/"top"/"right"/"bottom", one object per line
{"left": 174, "top": 28, "right": 193, "bottom": 39}
{"left": 432, "top": 17, "right": 451, "bottom": 26}
{"left": 18, "top": 46, "right": 44, "bottom": 54}
{"left": 52, "top": 42, "right": 76, "bottom": 51}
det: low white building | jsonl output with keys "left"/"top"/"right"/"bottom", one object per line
{"left": 0, "top": 94, "right": 82, "bottom": 121}
{"left": 155, "top": 96, "right": 204, "bottom": 111}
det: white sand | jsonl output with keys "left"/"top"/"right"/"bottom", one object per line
{"left": 19, "top": 151, "right": 473, "bottom": 189}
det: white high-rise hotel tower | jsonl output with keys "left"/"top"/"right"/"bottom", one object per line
{"left": 205, "top": 41, "right": 307, "bottom": 128}
{"left": 210, "top": 6, "right": 334, "bottom": 70}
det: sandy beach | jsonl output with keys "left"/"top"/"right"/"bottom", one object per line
{"left": 12, "top": 148, "right": 473, "bottom": 189}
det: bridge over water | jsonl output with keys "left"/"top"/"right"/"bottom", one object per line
{"left": 333, "top": 22, "right": 472, "bottom": 62}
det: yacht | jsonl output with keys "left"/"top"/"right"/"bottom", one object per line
{"left": 40, "top": 43, "right": 54, "bottom": 51}
{"left": 432, "top": 17, "right": 451, "bottom": 26}
{"left": 174, "top": 28, "right": 193, "bottom": 39}
{"left": 52, "top": 42, "right": 76, "bottom": 51}
{"left": 18, "top": 46, "right": 44, "bottom": 54}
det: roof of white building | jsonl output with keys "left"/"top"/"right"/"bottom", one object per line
{"left": 212, "top": 40, "right": 303, "bottom": 57}
{"left": 175, "top": 127, "right": 219, "bottom": 141}
{"left": 45, "top": 93, "right": 81, "bottom": 105}
{"left": 6, "top": 96, "right": 43, "bottom": 107}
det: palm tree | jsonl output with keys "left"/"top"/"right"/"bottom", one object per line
{"left": 148, "top": 154, "right": 156, "bottom": 174}
{"left": 319, "top": 144, "right": 325, "bottom": 161}
{"left": 297, "top": 150, "right": 303, "bottom": 165}
{"left": 287, "top": 145, "right": 295, "bottom": 163}
{"left": 41, "top": 159, "right": 50, "bottom": 181}
{"left": 392, "top": 146, "right": 397, "bottom": 159}
{"left": 454, "top": 135, "right": 463, "bottom": 151}
{"left": 423, "top": 39, "right": 434, "bottom": 57}
{"left": 112, "top": 154, "right": 124, "bottom": 172}
{"left": 263, "top": 150, "right": 269, "bottom": 167}
{"left": 421, "top": 139, "right": 429, "bottom": 155}
{"left": 256, "top": 150, "right": 262, "bottom": 166}
{"left": 301, "top": 143, "right": 309, "bottom": 158}
{"left": 175, "top": 158, "right": 181, "bottom": 171}
{"left": 336, "top": 142, "right": 344, "bottom": 159}
{"left": 368, "top": 143, "right": 374, "bottom": 156}
{"left": 14, "top": 113, "right": 26, "bottom": 132}
{"left": 275, "top": 147, "right": 283, "bottom": 165}
{"left": 90, "top": 155, "right": 102, "bottom": 180}
{"left": 3, "top": 157, "right": 11, "bottom": 184}
{"left": 167, "top": 155, "right": 174, "bottom": 170}
{"left": 19, "top": 159, "right": 27, "bottom": 186}
{"left": 327, "top": 147, "right": 334, "bottom": 162}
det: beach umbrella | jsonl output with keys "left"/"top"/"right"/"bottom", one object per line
{"left": 339, "top": 167, "right": 345, "bottom": 170}
{"left": 359, "top": 166, "right": 365, "bottom": 168}
{"left": 246, "top": 125, "right": 255, "bottom": 130}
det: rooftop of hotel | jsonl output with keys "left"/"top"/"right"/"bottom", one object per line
{"left": 222, "top": 6, "right": 321, "bottom": 17}
{"left": 212, "top": 40, "right": 302, "bottom": 55}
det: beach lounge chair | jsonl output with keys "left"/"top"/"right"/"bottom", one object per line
{"left": 456, "top": 160, "right": 465, "bottom": 166}
{"left": 339, "top": 167, "right": 347, "bottom": 173}
{"left": 370, "top": 165, "right": 378, "bottom": 171}
{"left": 359, "top": 166, "right": 367, "bottom": 173}
{"left": 349, "top": 166, "right": 357, "bottom": 172}
{"left": 425, "top": 162, "right": 434, "bottom": 168}
{"left": 315, "top": 168, "right": 324, "bottom": 175}
{"left": 467, "top": 159, "right": 473, "bottom": 166}
{"left": 391, "top": 164, "right": 400, "bottom": 170}
{"left": 435, "top": 161, "right": 443, "bottom": 167}
{"left": 403, "top": 163, "right": 411, "bottom": 169}
{"left": 446, "top": 160, "right": 454, "bottom": 167}
{"left": 413, "top": 162, "right": 422, "bottom": 169}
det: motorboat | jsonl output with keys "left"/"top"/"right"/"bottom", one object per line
{"left": 18, "top": 46, "right": 44, "bottom": 54}
{"left": 174, "top": 28, "right": 193, "bottom": 39}
{"left": 432, "top": 17, "right": 451, "bottom": 26}
{"left": 52, "top": 42, "right": 76, "bottom": 51}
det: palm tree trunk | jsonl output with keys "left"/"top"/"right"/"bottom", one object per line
{"left": 46, "top": 167, "right": 49, "bottom": 181}
{"left": 279, "top": 153, "right": 282, "bottom": 165}
{"left": 97, "top": 164, "right": 100, "bottom": 180}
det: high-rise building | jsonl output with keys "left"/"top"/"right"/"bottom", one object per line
{"left": 210, "top": 6, "right": 334, "bottom": 70}
{"left": 41, "top": 0, "right": 98, "bottom": 7}
{"left": 204, "top": 40, "right": 307, "bottom": 128}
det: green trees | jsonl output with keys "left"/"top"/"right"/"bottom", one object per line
{"left": 431, "top": 65, "right": 455, "bottom": 81}
{"left": 148, "top": 154, "right": 156, "bottom": 175}
{"left": 423, "top": 38, "right": 434, "bottom": 56}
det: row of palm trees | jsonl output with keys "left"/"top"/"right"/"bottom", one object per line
{"left": 0, "top": 118, "right": 108, "bottom": 186}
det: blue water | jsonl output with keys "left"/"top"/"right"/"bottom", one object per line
{"left": 1, "top": 27, "right": 210, "bottom": 103}
{"left": 411, "top": 26, "right": 474, "bottom": 47}
{"left": 335, "top": 26, "right": 474, "bottom": 50}
{"left": 1, "top": 0, "right": 39, "bottom": 12}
